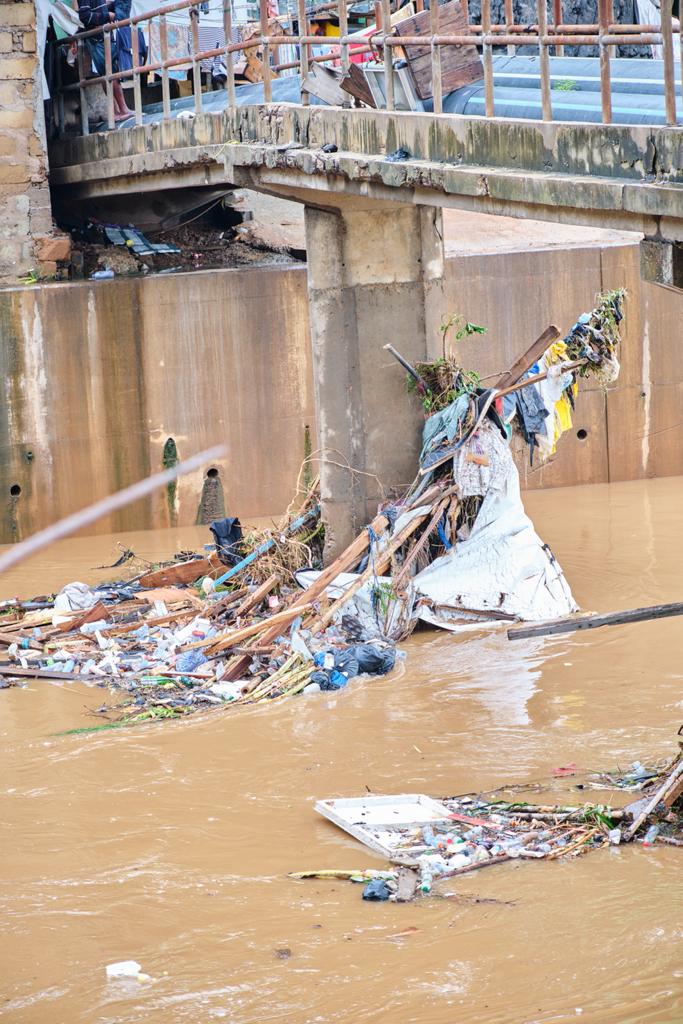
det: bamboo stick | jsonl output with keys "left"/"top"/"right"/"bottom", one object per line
{"left": 307, "top": 505, "right": 434, "bottom": 635}
{"left": 229, "top": 575, "right": 279, "bottom": 620}
{"left": 547, "top": 827, "right": 599, "bottom": 858}
{"left": 625, "top": 759, "right": 683, "bottom": 840}
{"left": 184, "top": 601, "right": 314, "bottom": 654}
{"left": 392, "top": 496, "right": 453, "bottom": 592}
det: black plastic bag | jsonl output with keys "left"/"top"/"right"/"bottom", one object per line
{"left": 210, "top": 517, "right": 243, "bottom": 566}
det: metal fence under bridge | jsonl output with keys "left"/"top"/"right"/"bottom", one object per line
{"left": 52, "top": 0, "right": 683, "bottom": 132}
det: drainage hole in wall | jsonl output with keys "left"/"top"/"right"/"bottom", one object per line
{"left": 206, "top": 467, "right": 219, "bottom": 479}
{"left": 10, "top": 484, "right": 21, "bottom": 497}
{"left": 576, "top": 429, "right": 588, "bottom": 441}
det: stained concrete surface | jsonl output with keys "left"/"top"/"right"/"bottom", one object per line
{"left": 1, "top": 235, "right": 681, "bottom": 542}
{"left": 242, "top": 193, "right": 642, "bottom": 257}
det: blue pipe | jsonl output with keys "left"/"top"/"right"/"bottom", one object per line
{"left": 212, "top": 504, "right": 320, "bottom": 587}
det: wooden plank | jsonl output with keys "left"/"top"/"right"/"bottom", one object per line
{"left": 102, "top": 608, "right": 198, "bottom": 636}
{"left": 497, "top": 358, "right": 587, "bottom": 398}
{"left": 625, "top": 760, "right": 683, "bottom": 839}
{"left": 183, "top": 601, "right": 315, "bottom": 654}
{"left": 0, "top": 630, "right": 43, "bottom": 650}
{"left": 340, "top": 63, "right": 377, "bottom": 107}
{"left": 133, "top": 587, "right": 201, "bottom": 607}
{"left": 56, "top": 600, "right": 110, "bottom": 634}
{"left": 393, "top": 0, "right": 483, "bottom": 101}
{"left": 663, "top": 774, "right": 683, "bottom": 809}
{"left": 302, "top": 64, "right": 346, "bottom": 105}
{"left": 308, "top": 502, "right": 436, "bottom": 634}
{"left": 508, "top": 602, "right": 683, "bottom": 641}
{"left": 0, "top": 664, "right": 97, "bottom": 682}
{"left": 232, "top": 575, "right": 279, "bottom": 620}
{"left": 138, "top": 556, "right": 220, "bottom": 589}
{"left": 494, "top": 324, "right": 560, "bottom": 390}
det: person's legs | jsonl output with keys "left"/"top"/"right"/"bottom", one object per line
{"left": 113, "top": 80, "right": 133, "bottom": 118}
{"left": 113, "top": 0, "right": 134, "bottom": 118}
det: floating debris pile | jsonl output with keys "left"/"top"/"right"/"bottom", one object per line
{"left": 0, "top": 294, "right": 627, "bottom": 727}
{"left": 299, "top": 747, "right": 683, "bottom": 902}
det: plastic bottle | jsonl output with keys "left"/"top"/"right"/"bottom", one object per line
{"left": 448, "top": 852, "right": 470, "bottom": 870}
{"left": 418, "top": 856, "right": 434, "bottom": 893}
{"left": 422, "top": 825, "right": 439, "bottom": 847}
{"left": 643, "top": 825, "right": 659, "bottom": 846}
{"left": 91, "top": 269, "right": 115, "bottom": 280}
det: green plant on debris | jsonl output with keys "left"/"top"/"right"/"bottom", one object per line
{"left": 405, "top": 312, "right": 488, "bottom": 412}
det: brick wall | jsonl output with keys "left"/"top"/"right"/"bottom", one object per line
{"left": 0, "top": 0, "right": 69, "bottom": 283}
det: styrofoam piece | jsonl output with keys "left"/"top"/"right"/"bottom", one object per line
{"left": 315, "top": 794, "right": 452, "bottom": 861}
{"left": 105, "top": 960, "right": 141, "bottom": 979}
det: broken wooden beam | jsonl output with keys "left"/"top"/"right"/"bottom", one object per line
{"left": 494, "top": 324, "right": 560, "bottom": 390}
{"left": 507, "top": 602, "right": 683, "bottom": 641}
{"left": 625, "top": 759, "right": 683, "bottom": 840}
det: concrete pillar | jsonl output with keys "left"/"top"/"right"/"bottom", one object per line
{"left": 305, "top": 201, "right": 444, "bottom": 560}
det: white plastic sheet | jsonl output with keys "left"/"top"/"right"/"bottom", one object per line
{"left": 412, "top": 426, "right": 576, "bottom": 630}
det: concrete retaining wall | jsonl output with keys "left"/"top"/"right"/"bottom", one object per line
{"left": 0, "top": 264, "right": 315, "bottom": 541}
{"left": 0, "top": 239, "right": 681, "bottom": 542}
{"left": 439, "top": 241, "right": 683, "bottom": 489}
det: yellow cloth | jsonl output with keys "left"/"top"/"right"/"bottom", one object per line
{"left": 556, "top": 392, "right": 573, "bottom": 434}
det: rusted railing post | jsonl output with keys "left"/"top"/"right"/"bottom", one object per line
{"left": 259, "top": 0, "right": 272, "bottom": 102}
{"left": 381, "top": 0, "right": 395, "bottom": 110}
{"left": 76, "top": 39, "right": 90, "bottom": 135}
{"left": 297, "top": 0, "right": 309, "bottom": 104}
{"left": 537, "top": 0, "right": 552, "bottom": 120}
{"left": 482, "top": 0, "right": 494, "bottom": 117}
{"left": 430, "top": 0, "right": 443, "bottom": 113}
{"left": 190, "top": 6, "right": 202, "bottom": 113}
{"left": 660, "top": 0, "right": 677, "bottom": 124}
{"left": 131, "top": 19, "right": 143, "bottom": 125}
{"left": 159, "top": 14, "right": 171, "bottom": 118}
{"left": 504, "top": 0, "right": 515, "bottom": 55}
{"left": 339, "top": 0, "right": 350, "bottom": 105}
{"left": 553, "top": 0, "right": 564, "bottom": 55}
{"left": 223, "top": 0, "right": 236, "bottom": 107}
{"left": 104, "top": 28, "right": 115, "bottom": 129}
{"left": 598, "top": 0, "right": 613, "bottom": 122}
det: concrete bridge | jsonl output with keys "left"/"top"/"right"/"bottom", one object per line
{"left": 48, "top": 101, "right": 683, "bottom": 551}
{"left": 44, "top": 0, "right": 683, "bottom": 554}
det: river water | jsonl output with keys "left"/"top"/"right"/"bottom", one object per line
{"left": 1, "top": 477, "right": 681, "bottom": 1024}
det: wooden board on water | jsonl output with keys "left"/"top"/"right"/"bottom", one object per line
{"left": 138, "top": 556, "right": 219, "bottom": 589}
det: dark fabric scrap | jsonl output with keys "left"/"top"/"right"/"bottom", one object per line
{"left": 515, "top": 378, "right": 550, "bottom": 465}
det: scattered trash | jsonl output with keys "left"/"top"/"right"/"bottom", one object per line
{"left": 0, "top": 295, "right": 627, "bottom": 728}
{"left": 304, "top": 747, "right": 682, "bottom": 901}
{"left": 90, "top": 269, "right": 115, "bottom": 279}
{"left": 105, "top": 960, "right": 142, "bottom": 979}
{"left": 553, "top": 763, "right": 578, "bottom": 777}
{"left": 386, "top": 147, "right": 411, "bottom": 161}
{"left": 103, "top": 225, "right": 181, "bottom": 256}
{"left": 362, "top": 878, "right": 392, "bottom": 901}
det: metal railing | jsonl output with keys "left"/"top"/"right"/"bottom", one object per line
{"left": 53, "top": 0, "right": 682, "bottom": 133}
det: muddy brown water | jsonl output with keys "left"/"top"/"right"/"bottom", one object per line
{"left": 1, "top": 477, "right": 682, "bottom": 1024}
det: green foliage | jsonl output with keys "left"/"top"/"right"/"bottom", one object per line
{"left": 371, "top": 580, "right": 395, "bottom": 617}
{"left": 18, "top": 269, "right": 41, "bottom": 285}
{"left": 553, "top": 78, "right": 578, "bottom": 91}
{"left": 582, "top": 805, "right": 616, "bottom": 830}
{"left": 440, "top": 313, "right": 488, "bottom": 348}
